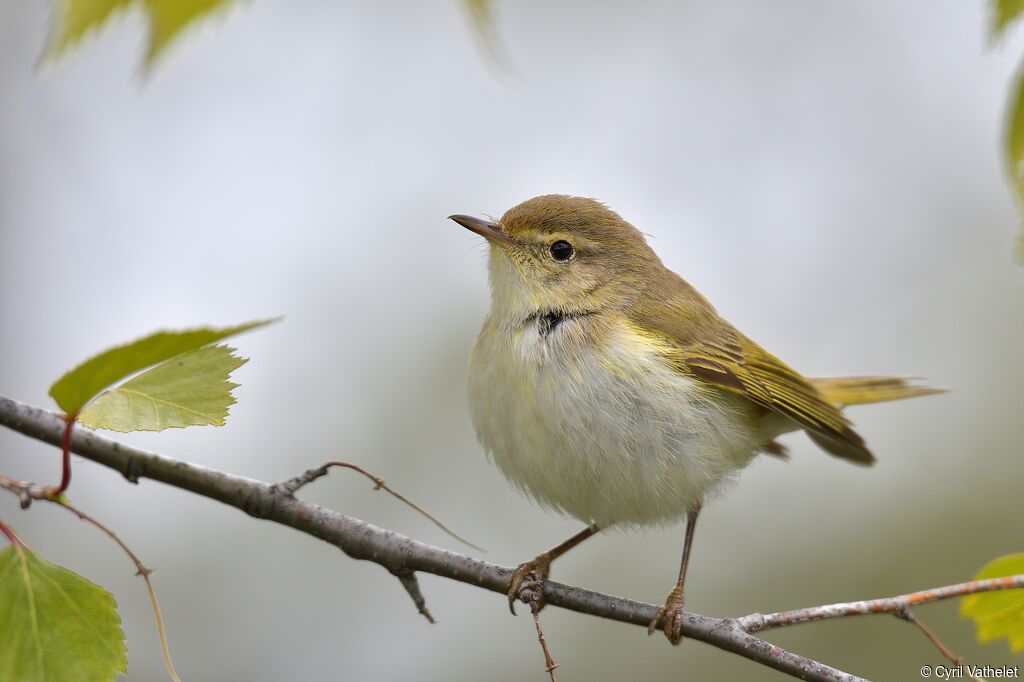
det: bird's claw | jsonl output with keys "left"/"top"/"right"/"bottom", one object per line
{"left": 648, "top": 585, "right": 686, "bottom": 645}
{"left": 506, "top": 554, "right": 552, "bottom": 616}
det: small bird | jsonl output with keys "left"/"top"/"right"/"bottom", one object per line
{"left": 449, "top": 195, "right": 939, "bottom": 644}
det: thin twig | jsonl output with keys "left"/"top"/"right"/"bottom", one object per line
{"left": 0, "top": 475, "right": 47, "bottom": 509}
{"left": 531, "top": 604, "right": 558, "bottom": 682}
{"left": 275, "top": 460, "right": 485, "bottom": 553}
{"left": 896, "top": 609, "right": 982, "bottom": 682}
{"left": 54, "top": 500, "right": 182, "bottom": 682}
{"left": 391, "top": 568, "right": 435, "bottom": 624}
{"left": 0, "top": 475, "right": 181, "bottom": 682}
{"left": 737, "top": 575, "right": 1024, "bottom": 633}
{"left": 896, "top": 609, "right": 960, "bottom": 665}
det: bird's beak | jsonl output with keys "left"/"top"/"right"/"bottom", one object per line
{"left": 448, "top": 214, "right": 514, "bottom": 247}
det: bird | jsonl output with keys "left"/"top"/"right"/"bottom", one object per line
{"left": 449, "top": 194, "right": 940, "bottom": 644}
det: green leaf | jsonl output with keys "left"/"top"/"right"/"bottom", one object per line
{"left": 46, "top": 0, "right": 135, "bottom": 57}
{"left": 142, "top": 0, "right": 236, "bottom": 66}
{"left": 1003, "top": 67, "right": 1024, "bottom": 264}
{"left": 49, "top": 318, "right": 274, "bottom": 415}
{"left": 992, "top": 0, "right": 1024, "bottom": 39}
{"left": 78, "top": 344, "right": 247, "bottom": 431}
{"left": 0, "top": 544, "right": 127, "bottom": 682}
{"left": 46, "top": 0, "right": 236, "bottom": 66}
{"left": 960, "top": 553, "right": 1024, "bottom": 653}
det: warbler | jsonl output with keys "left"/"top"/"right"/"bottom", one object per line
{"left": 449, "top": 195, "right": 939, "bottom": 644}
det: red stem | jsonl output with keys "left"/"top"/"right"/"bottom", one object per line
{"left": 0, "top": 520, "right": 20, "bottom": 546}
{"left": 53, "top": 412, "right": 77, "bottom": 496}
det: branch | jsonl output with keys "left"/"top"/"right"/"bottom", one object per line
{"left": 2, "top": 395, "right": 1016, "bottom": 681}
{"left": 735, "top": 578, "right": 1024, "bottom": 682}
{"left": 736, "top": 576, "right": 1024, "bottom": 632}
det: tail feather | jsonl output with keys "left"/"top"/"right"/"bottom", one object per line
{"left": 810, "top": 376, "right": 945, "bottom": 408}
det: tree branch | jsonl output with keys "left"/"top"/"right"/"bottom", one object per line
{"left": 736, "top": 576, "right": 1024, "bottom": 633}
{"left": 2, "top": 395, "right": 1018, "bottom": 681}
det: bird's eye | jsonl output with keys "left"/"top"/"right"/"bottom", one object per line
{"left": 550, "top": 240, "right": 574, "bottom": 261}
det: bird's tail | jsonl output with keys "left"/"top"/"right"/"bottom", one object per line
{"left": 809, "top": 376, "right": 945, "bottom": 407}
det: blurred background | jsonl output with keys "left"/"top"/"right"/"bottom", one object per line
{"left": 2, "top": 1, "right": 1023, "bottom": 679}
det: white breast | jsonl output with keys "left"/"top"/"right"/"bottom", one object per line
{"left": 467, "top": 314, "right": 765, "bottom": 527}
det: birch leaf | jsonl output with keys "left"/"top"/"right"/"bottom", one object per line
{"left": 0, "top": 544, "right": 126, "bottom": 682}
{"left": 78, "top": 344, "right": 247, "bottom": 431}
{"left": 49, "top": 319, "right": 273, "bottom": 415}
{"left": 960, "top": 553, "right": 1024, "bottom": 653}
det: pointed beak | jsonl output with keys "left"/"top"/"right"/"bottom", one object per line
{"left": 448, "top": 214, "right": 514, "bottom": 247}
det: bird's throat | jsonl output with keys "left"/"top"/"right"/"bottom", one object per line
{"left": 531, "top": 309, "right": 593, "bottom": 338}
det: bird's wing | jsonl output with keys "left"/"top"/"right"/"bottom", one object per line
{"left": 631, "top": 271, "right": 874, "bottom": 465}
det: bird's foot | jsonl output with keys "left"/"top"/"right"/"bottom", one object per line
{"left": 648, "top": 585, "right": 686, "bottom": 645}
{"left": 507, "top": 553, "right": 552, "bottom": 615}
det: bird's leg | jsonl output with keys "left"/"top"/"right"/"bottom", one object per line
{"left": 648, "top": 504, "right": 701, "bottom": 644}
{"left": 508, "top": 524, "right": 599, "bottom": 615}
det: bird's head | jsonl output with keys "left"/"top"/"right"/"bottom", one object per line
{"left": 450, "top": 195, "right": 661, "bottom": 322}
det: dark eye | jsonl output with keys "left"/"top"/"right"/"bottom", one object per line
{"left": 550, "top": 240, "right": 574, "bottom": 261}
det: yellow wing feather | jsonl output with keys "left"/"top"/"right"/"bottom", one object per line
{"left": 630, "top": 268, "right": 875, "bottom": 464}
{"left": 809, "top": 376, "right": 945, "bottom": 407}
